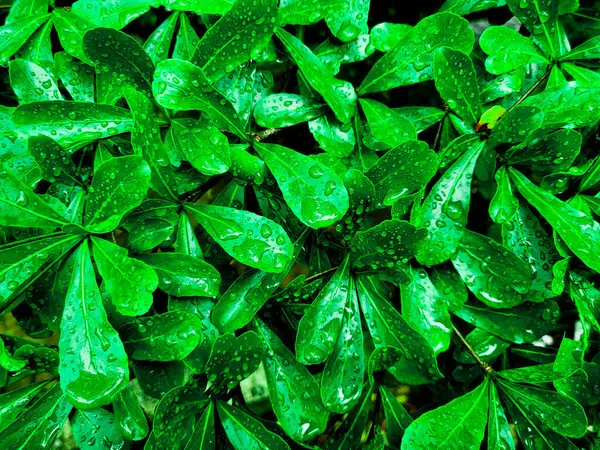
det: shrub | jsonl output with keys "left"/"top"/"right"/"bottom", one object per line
{"left": 0, "top": 0, "right": 599, "bottom": 448}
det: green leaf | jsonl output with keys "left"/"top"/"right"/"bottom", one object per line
{"left": 480, "top": 26, "right": 548, "bottom": 74}
{"left": 439, "top": 0, "right": 506, "bottom": 15}
{"left": 488, "top": 106, "right": 543, "bottom": 147}
{"left": 554, "top": 337, "right": 600, "bottom": 407}
{"left": 359, "top": 98, "right": 417, "bottom": 148}
{"left": 53, "top": 9, "right": 96, "bottom": 63}
{"left": 5, "top": 0, "right": 48, "bottom": 24}
{"left": 253, "top": 318, "right": 329, "bottom": 442}
{"left": 0, "top": 382, "right": 72, "bottom": 449}
{"left": 55, "top": 52, "right": 95, "bottom": 103}
{"left": 350, "top": 219, "right": 425, "bottom": 271}
{"left": 135, "top": 252, "right": 221, "bottom": 297}
{"left": 279, "top": 0, "right": 346, "bottom": 25}
{"left": 370, "top": 22, "right": 412, "bottom": 52}
{"left": 357, "top": 275, "right": 442, "bottom": 384}
{"left": 359, "top": 12, "right": 474, "bottom": 94}
{"left": 400, "top": 266, "right": 452, "bottom": 354}
{"left": 488, "top": 381, "right": 516, "bottom": 450}
{"left": 83, "top": 156, "right": 151, "bottom": 233}
{"left": 0, "top": 14, "right": 50, "bottom": 67}
{"left": 0, "top": 380, "right": 48, "bottom": 433}
{"left": 505, "top": 0, "right": 559, "bottom": 59}
{"left": 430, "top": 267, "right": 468, "bottom": 310}
{"left": 510, "top": 167, "right": 600, "bottom": 273}
{"left": 254, "top": 142, "right": 349, "bottom": 228}
{"left": 120, "top": 311, "right": 202, "bottom": 361}
{"left": 296, "top": 256, "right": 351, "bottom": 364}
{"left": 205, "top": 331, "right": 264, "bottom": 392}
{"left": 401, "top": 378, "right": 489, "bottom": 450}
{"left": 433, "top": 48, "right": 481, "bottom": 127}
{"left": 173, "top": 13, "right": 200, "bottom": 61}
{"left": 452, "top": 230, "right": 531, "bottom": 308}
{"left": 168, "top": 119, "right": 231, "bottom": 175}
{"left": 320, "top": 276, "right": 365, "bottom": 414}
{"left": 498, "top": 362, "right": 583, "bottom": 384}
{"left": 84, "top": 27, "right": 155, "bottom": 99}
{"left": 276, "top": 28, "right": 357, "bottom": 123}
{"left": 9, "top": 59, "right": 63, "bottom": 104}
{"left": 91, "top": 236, "right": 158, "bottom": 316}
{"left": 413, "top": 140, "right": 484, "bottom": 266}
{"left": 0, "top": 164, "right": 70, "bottom": 228}
{"left": 185, "top": 203, "right": 293, "bottom": 272}
{"left": 325, "top": 0, "right": 369, "bottom": 42}
{"left": 132, "top": 360, "right": 186, "bottom": 398}
{"left": 218, "top": 401, "right": 290, "bottom": 450}
{"left": 0, "top": 233, "right": 81, "bottom": 315}
{"left": 393, "top": 106, "right": 445, "bottom": 134}
{"left": 497, "top": 379, "right": 587, "bottom": 438}
{"left": 153, "top": 59, "right": 247, "bottom": 139}
{"left": 144, "top": 12, "right": 179, "bottom": 65}
{"left": 72, "top": 408, "right": 125, "bottom": 450}
{"left": 174, "top": 212, "right": 203, "bottom": 258}
{"left": 71, "top": 0, "right": 157, "bottom": 29}
{"left": 453, "top": 300, "right": 560, "bottom": 343}
{"left": 14, "top": 101, "right": 133, "bottom": 148}
{"left": 113, "top": 386, "right": 148, "bottom": 441}
{"left": 490, "top": 166, "right": 518, "bottom": 224}
{"left": 454, "top": 328, "right": 510, "bottom": 364}
{"left": 27, "top": 135, "right": 79, "bottom": 185}
{"left": 190, "top": 0, "right": 277, "bottom": 83}
{"left": 59, "top": 241, "right": 129, "bottom": 409}
{"left": 254, "top": 93, "right": 326, "bottom": 128}
{"left": 379, "top": 386, "right": 412, "bottom": 447}
{"left": 365, "top": 140, "right": 437, "bottom": 208}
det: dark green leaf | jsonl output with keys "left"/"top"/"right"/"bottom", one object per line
{"left": 72, "top": 408, "right": 124, "bottom": 450}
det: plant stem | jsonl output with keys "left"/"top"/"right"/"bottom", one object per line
{"left": 304, "top": 266, "right": 339, "bottom": 283}
{"left": 452, "top": 325, "right": 493, "bottom": 374}
{"left": 502, "top": 69, "right": 551, "bottom": 119}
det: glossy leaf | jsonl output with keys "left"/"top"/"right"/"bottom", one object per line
{"left": 72, "top": 408, "right": 124, "bottom": 450}
{"left": 480, "top": 26, "right": 549, "bottom": 74}
{"left": 359, "top": 98, "right": 417, "bottom": 148}
{"left": 113, "top": 386, "right": 148, "bottom": 441}
{"left": 59, "top": 241, "right": 129, "bottom": 409}
{"left": 71, "top": 0, "right": 155, "bottom": 29}
{"left": 0, "top": 14, "right": 50, "bottom": 67}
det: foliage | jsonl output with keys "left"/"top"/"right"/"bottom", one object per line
{"left": 1, "top": 0, "right": 600, "bottom": 448}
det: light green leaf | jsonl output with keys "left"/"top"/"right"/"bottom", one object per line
{"left": 279, "top": 0, "right": 347, "bottom": 25}
{"left": 488, "top": 381, "right": 516, "bottom": 450}
{"left": 0, "top": 14, "right": 50, "bottom": 67}
{"left": 113, "top": 386, "right": 148, "bottom": 441}
{"left": 452, "top": 300, "right": 560, "bottom": 343}
{"left": 380, "top": 386, "right": 412, "bottom": 447}
{"left": 359, "top": 12, "right": 474, "bottom": 94}
{"left": 480, "top": 26, "right": 548, "bottom": 74}
{"left": 454, "top": 328, "right": 510, "bottom": 364}
{"left": 401, "top": 378, "right": 489, "bottom": 450}
{"left": 490, "top": 166, "right": 518, "bottom": 224}
{"left": 252, "top": 318, "right": 330, "bottom": 442}
{"left": 0, "top": 380, "right": 48, "bottom": 433}
{"left": 370, "top": 22, "right": 412, "bottom": 52}
{"left": 400, "top": 266, "right": 452, "bottom": 354}
{"left": 9, "top": 59, "right": 63, "bottom": 104}
{"left": 14, "top": 101, "right": 133, "bottom": 149}
{"left": 254, "top": 142, "right": 349, "bottom": 228}
{"left": 254, "top": 93, "right": 326, "bottom": 128}
{"left": 55, "top": 52, "right": 95, "bottom": 103}
{"left": 84, "top": 27, "right": 155, "bottom": 98}
{"left": 505, "top": 0, "right": 559, "bottom": 59}
{"left": 433, "top": 48, "right": 481, "bottom": 127}
{"left": 91, "top": 236, "right": 158, "bottom": 316}
{"left": 325, "top": 0, "right": 369, "bottom": 42}
{"left": 190, "top": 0, "right": 278, "bottom": 83}
{"left": 296, "top": 256, "right": 351, "bottom": 364}
{"left": 72, "top": 0, "right": 158, "bottom": 29}
{"left": 59, "top": 241, "right": 129, "bottom": 409}
{"left": 218, "top": 401, "right": 291, "bottom": 450}
{"left": 452, "top": 230, "right": 531, "bottom": 308}
{"left": 359, "top": 98, "right": 417, "bottom": 148}
{"left": 72, "top": 408, "right": 124, "bottom": 450}
{"left": 135, "top": 252, "right": 221, "bottom": 297}
{"left": 510, "top": 167, "right": 600, "bottom": 273}
{"left": 173, "top": 13, "right": 199, "bottom": 61}
{"left": 440, "top": 0, "right": 506, "bottom": 15}
{"left": 120, "top": 311, "right": 202, "bottom": 361}
{"left": 357, "top": 275, "right": 442, "bottom": 385}
{"left": 186, "top": 202, "right": 294, "bottom": 272}
{"left": 497, "top": 379, "right": 587, "bottom": 438}
{"left": 144, "top": 12, "right": 179, "bottom": 65}
{"left": 320, "top": 276, "right": 364, "bottom": 414}
{"left": 83, "top": 156, "right": 151, "bottom": 233}
{"left": 276, "top": 28, "right": 357, "bottom": 123}
{"left": 414, "top": 140, "right": 484, "bottom": 266}
{"left": 5, "top": 0, "right": 48, "bottom": 24}
{"left": 153, "top": 59, "right": 247, "bottom": 139}
{"left": 53, "top": 9, "right": 96, "bottom": 63}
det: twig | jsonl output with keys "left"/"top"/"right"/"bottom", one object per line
{"left": 452, "top": 325, "right": 493, "bottom": 374}
{"left": 432, "top": 114, "right": 446, "bottom": 151}
{"left": 502, "top": 69, "right": 551, "bottom": 119}
{"left": 304, "top": 266, "right": 339, "bottom": 283}
{"left": 251, "top": 128, "right": 280, "bottom": 142}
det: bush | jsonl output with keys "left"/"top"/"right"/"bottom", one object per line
{"left": 1, "top": 0, "right": 599, "bottom": 448}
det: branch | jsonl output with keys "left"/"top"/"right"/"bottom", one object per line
{"left": 502, "top": 69, "right": 551, "bottom": 119}
{"left": 452, "top": 325, "right": 493, "bottom": 374}
{"left": 304, "top": 266, "right": 339, "bottom": 283}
